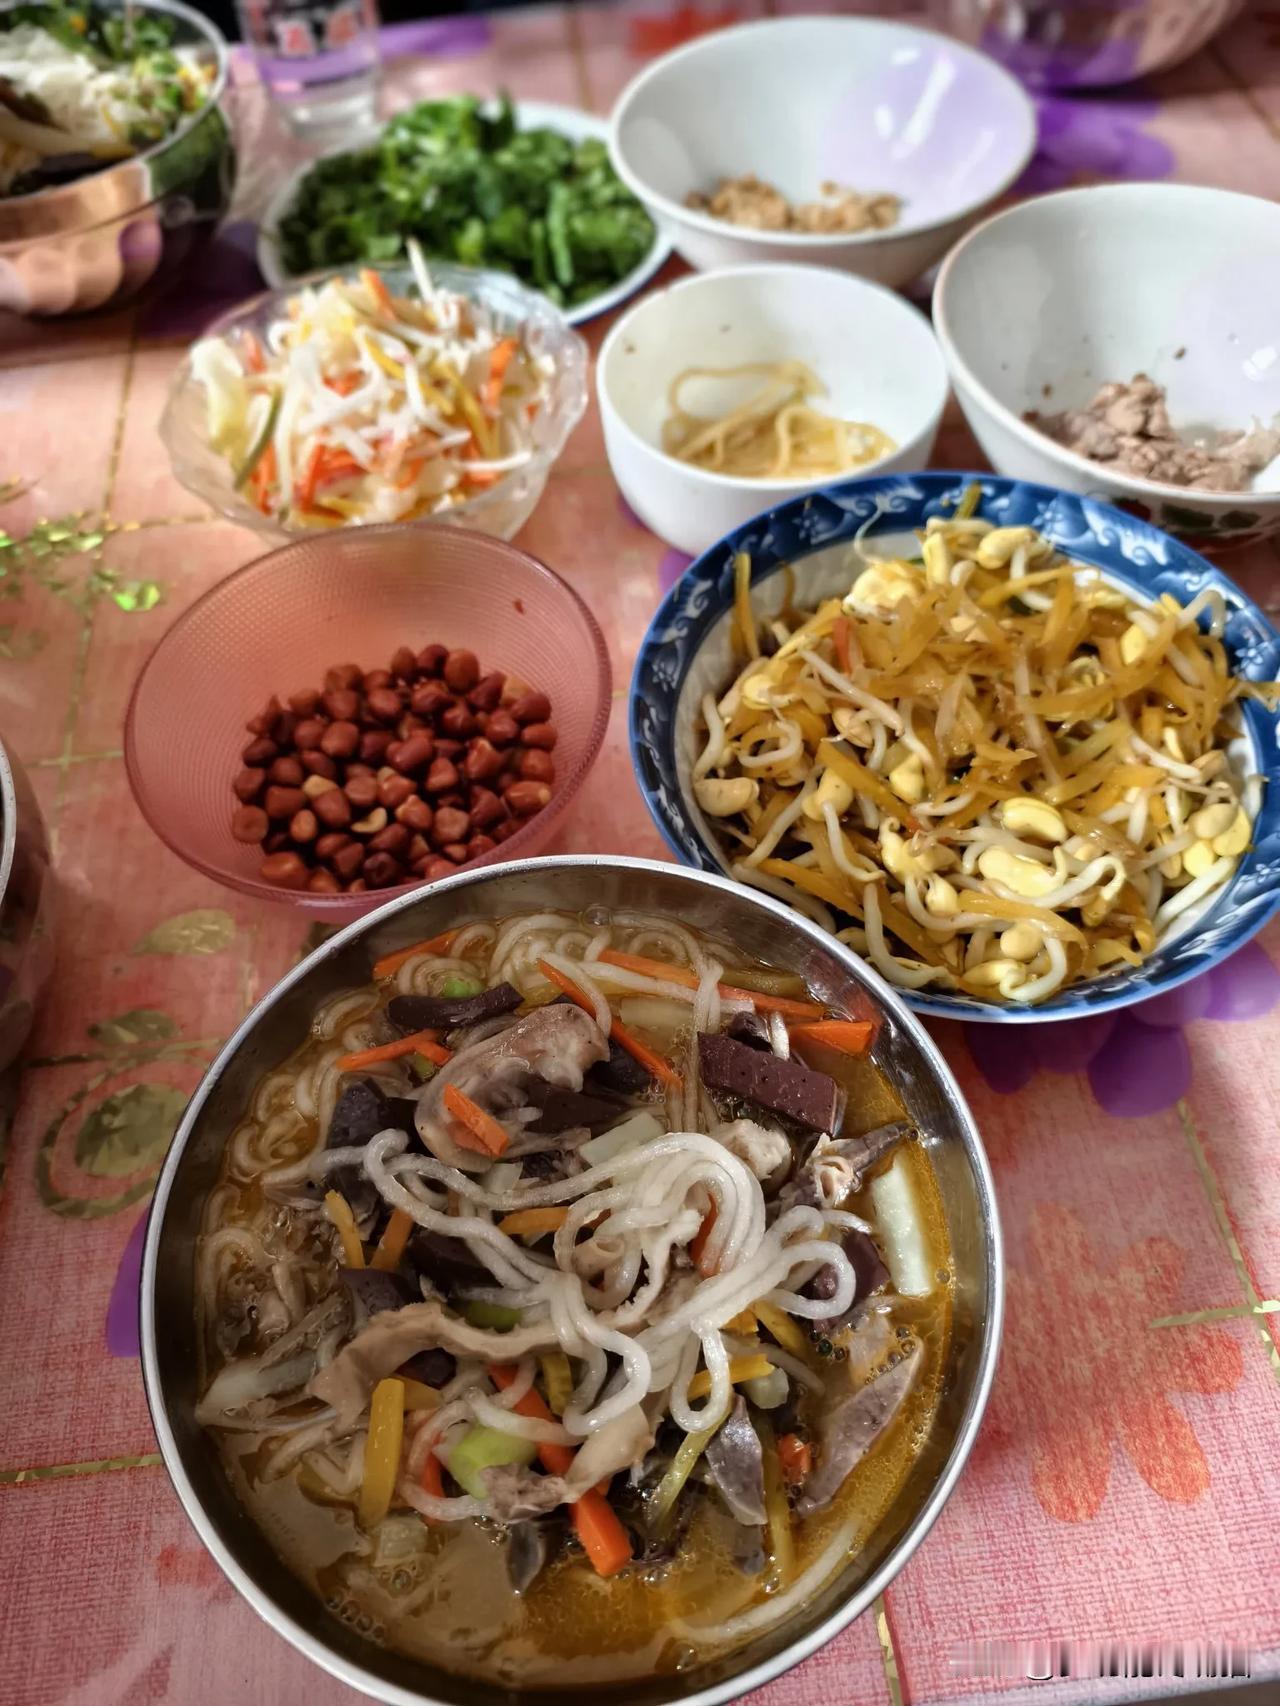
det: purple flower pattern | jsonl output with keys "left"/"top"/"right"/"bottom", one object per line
{"left": 967, "top": 942, "right": 1280, "bottom": 1118}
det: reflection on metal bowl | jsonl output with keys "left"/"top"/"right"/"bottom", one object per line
{"left": 0, "top": 735, "right": 54, "bottom": 1071}
{"left": 934, "top": 0, "right": 1244, "bottom": 89}
{"left": 142, "top": 855, "right": 1001, "bottom": 1706}
{"left": 0, "top": 0, "right": 235, "bottom": 316}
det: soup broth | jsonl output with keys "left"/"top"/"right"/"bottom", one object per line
{"left": 197, "top": 907, "right": 952, "bottom": 1686}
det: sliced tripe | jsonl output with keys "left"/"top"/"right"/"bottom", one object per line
{"left": 868, "top": 1151, "right": 934, "bottom": 1297}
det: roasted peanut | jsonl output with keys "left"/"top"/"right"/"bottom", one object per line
{"left": 264, "top": 784, "right": 306, "bottom": 820}
{"left": 289, "top": 809, "right": 318, "bottom": 844}
{"left": 301, "top": 750, "right": 338, "bottom": 779}
{"left": 288, "top": 688, "right": 322, "bottom": 717}
{"left": 369, "top": 822, "right": 411, "bottom": 858}
{"left": 443, "top": 649, "right": 480, "bottom": 692}
{"left": 259, "top": 851, "right": 309, "bottom": 889}
{"left": 518, "top": 749, "right": 555, "bottom": 784}
{"left": 232, "top": 766, "right": 264, "bottom": 803}
{"left": 468, "top": 671, "right": 506, "bottom": 712}
{"left": 431, "top": 806, "right": 471, "bottom": 846}
{"left": 302, "top": 774, "right": 338, "bottom": 800}
{"left": 364, "top": 852, "right": 404, "bottom": 888}
{"left": 440, "top": 702, "right": 478, "bottom": 739}
{"left": 313, "top": 788, "right": 353, "bottom": 829}
{"left": 493, "top": 819, "right": 522, "bottom": 843}
{"left": 463, "top": 739, "right": 504, "bottom": 783}
{"left": 485, "top": 708, "right": 519, "bottom": 747}
{"left": 315, "top": 832, "right": 353, "bottom": 862}
{"left": 504, "top": 780, "right": 552, "bottom": 815}
{"left": 319, "top": 720, "right": 360, "bottom": 759}
{"left": 520, "top": 721, "right": 557, "bottom": 751}
{"left": 292, "top": 717, "right": 327, "bottom": 750}
{"left": 387, "top": 733, "right": 434, "bottom": 775}
{"left": 268, "top": 754, "right": 305, "bottom": 786}
{"left": 307, "top": 869, "right": 341, "bottom": 894}
{"left": 322, "top": 687, "right": 360, "bottom": 722}
{"left": 390, "top": 645, "right": 418, "bottom": 680}
{"left": 359, "top": 729, "right": 393, "bottom": 765}
{"left": 378, "top": 773, "right": 416, "bottom": 811}
{"left": 509, "top": 689, "right": 551, "bottom": 725}
{"left": 242, "top": 737, "right": 278, "bottom": 766}
{"left": 469, "top": 788, "right": 506, "bottom": 830}
{"left": 263, "top": 831, "right": 291, "bottom": 854}
{"left": 246, "top": 696, "right": 283, "bottom": 737}
{"left": 410, "top": 680, "right": 452, "bottom": 720}
{"left": 466, "top": 833, "right": 497, "bottom": 859}
{"left": 425, "top": 756, "right": 460, "bottom": 794}
{"left": 415, "top": 642, "right": 448, "bottom": 677}
{"left": 324, "top": 663, "right": 363, "bottom": 691}
{"left": 344, "top": 773, "right": 379, "bottom": 811}
{"left": 395, "top": 795, "right": 433, "bottom": 833}
{"left": 362, "top": 668, "right": 393, "bottom": 693}
{"left": 420, "top": 856, "right": 457, "bottom": 881}
{"left": 433, "top": 738, "right": 463, "bottom": 761}
{"left": 332, "top": 842, "right": 365, "bottom": 880}
{"left": 366, "top": 686, "right": 402, "bottom": 724}
{"left": 231, "top": 805, "right": 268, "bottom": 842}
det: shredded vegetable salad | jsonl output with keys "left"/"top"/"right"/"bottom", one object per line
{"left": 189, "top": 248, "right": 556, "bottom": 529}
{"left": 695, "top": 488, "right": 1278, "bottom": 1004}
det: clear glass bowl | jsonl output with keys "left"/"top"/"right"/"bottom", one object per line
{"left": 124, "top": 526, "right": 611, "bottom": 919}
{"left": 158, "top": 261, "right": 589, "bottom": 541}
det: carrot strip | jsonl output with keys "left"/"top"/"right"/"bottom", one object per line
{"left": 373, "top": 929, "right": 463, "bottom": 980}
{"left": 498, "top": 1206, "right": 569, "bottom": 1238}
{"left": 338, "top": 1028, "right": 451, "bottom": 1071}
{"left": 595, "top": 949, "right": 825, "bottom": 1022}
{"left": 488, "top": 1365, "right": 632, "bottom": 1575}
{"left": 776, "top": 1433, "right": 812, "bottom": 1486}
{"left": 361, "top": 267, "right": 393, "bottom": 314}
{"left": 489, "top": 1363, "right": 574, "bottom": 1474}
{"left": 418, "top": 1445, "right": 446, "bottom": 1521}
{"left": 443, "top": 1083, "right": 510, "bottom": 1156}
{"left": 464, "top": 468, "right": 501, "bottom": 490}
{"left": 394, "top": 456, "right": 425, "bottom": 491}
{"left": 370, "top": 1207, "right": 414, "bottom": 1272}
{"left": 788, "top": 1019, "right": 875, "bottom": 1058}
{"left": 536, "top": 959, "right": 683, "bottom": 1089}
{"left": 484, "top": 336, "right": 518, "bottom": 412}
{"left": 294, "top": 441, "right": 325, "bottom": 510}
{"left": 689, "top": 1200, "right": 717, "bottom": 1275}
{"left": 240, "top": 329, "right": 266, "bottom": 373}
{"left": 832, "top": 615, "right": 852, "bottom": 676}
{"left": 324, "top": 371, "right": 361, "bottom": 396}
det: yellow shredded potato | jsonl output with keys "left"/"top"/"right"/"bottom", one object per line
{"left": 694, "top": 497, "right": 1275, "bottom": 1004}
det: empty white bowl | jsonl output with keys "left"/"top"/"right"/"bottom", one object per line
{"left": 934, "top": 183, "right": 1280, "bottom": 548}
{"left": 609, "top": 15, "right": 1036, "bottom": 291}
{"left": 598, "top": 264, "right": 949, "bottom": 555}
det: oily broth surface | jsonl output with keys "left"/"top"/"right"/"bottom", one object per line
{"left": 202, "top": 918, "right": 953, "bottom": 1687}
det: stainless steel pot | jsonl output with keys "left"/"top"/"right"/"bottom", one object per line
{"left": 0, "top": 732, "right": 53, "bottom": 1070}
{"left": 142, "top": 855, "right": 1002, "bottom": 1706}
{"left": 934, "top": 0, "right": 1245, "bottom": 89}
{"left": 0, "top": 0, "right": 235, "bottom": 316}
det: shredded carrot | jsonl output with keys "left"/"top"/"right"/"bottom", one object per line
{"left": 373, "top": 929, "right": 462, "bottom": 980}
{"left": 484, "top": 337, "right": 518, "bottom": 412}
{"left": 536, "top": 959, "right": 683, "bottom": 1089}
{"left": 370, "top": 1207, "right": 414, "bottom": 1272}
{"left": 832, "top": 615, "right": 852, "bottom": 676}
{"left": 324, "top": 371, "right": 361, "bottom": 396}
{"left": 689, "top": 1200, "right": 718, "bottom": 1275}
{"left": 464, "top": 468, "right": 501, "bottom": 490}
{"left": 361, "top": 266, "right": 393, "bottom": 314}
{"left": 595, "top": 949, "right": 825, "bottom": 1022}
{"left": 488, "top": 1365, "right": 632, "bottom": 1576}
{"left": 443, "top": 1083, "right": 510, "bottom": 1156}
{"left": 776, "top": 1433, "right": 812, "bottom": 1486}
{"left": 315, "top": 447, "right": 365, "bottom": 490}
{"left": 324, "top": 1189, "right": 364, "bottom": 1268}
{"left": 394, "top": 456, "right": 425, "bottom": 491}
{"left": 294, "top": 440, "right": 325, "bottom": 510}
{"left": 419, "top": 1446, "right": 446, "bottom": 1520}
{"left": 338, "top": 1028, "right": 451, "bottom": 1071}
{"left": 788, "top": 1019, "right": 875, "bottom": 1058}
{"left": 498, "top": 1206, "right": 569, "bottom": 1238}
{"left": 240, "top": 329, "right": 265, "bottom": 373}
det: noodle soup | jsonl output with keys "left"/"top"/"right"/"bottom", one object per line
{"left": 196, "top": 904, "right": 953, "bottom": 1687}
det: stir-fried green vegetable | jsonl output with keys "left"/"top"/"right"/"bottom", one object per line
{"left": 275, "top": 94, "right": 656, "bottom": 307}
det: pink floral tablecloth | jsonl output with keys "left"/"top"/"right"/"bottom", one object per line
{"left": 2, "top": 4, "right": 1279, "bottom": 1703}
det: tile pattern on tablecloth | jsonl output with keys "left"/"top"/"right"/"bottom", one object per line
{"left": 2, "top": 5, "right": 1280, "bottom": 1705}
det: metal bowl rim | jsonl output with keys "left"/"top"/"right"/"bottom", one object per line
{"left": 141, "top": 852, "right": 1002, "bottom": 1706}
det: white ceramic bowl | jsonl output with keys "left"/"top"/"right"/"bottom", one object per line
{"left": 609, "top": 15, "right": 1036, "bottom": 291}
{"left": 934, "top": 183, "right": 1280, "bottom": 549}
{"left": 598, "top": 264, "right": 949, "bottom": 555}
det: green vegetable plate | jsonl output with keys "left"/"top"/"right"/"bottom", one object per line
{"left": 255, "top": 96, "right": 672, "bottom": 325}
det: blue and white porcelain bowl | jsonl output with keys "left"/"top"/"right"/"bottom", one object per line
{"left": 629, "top": 472, "right": 1280, "bottom": 1023}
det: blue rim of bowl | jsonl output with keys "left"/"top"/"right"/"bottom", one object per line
{"left": 629, "top": 470, "right": 1280, "bottom": 1024}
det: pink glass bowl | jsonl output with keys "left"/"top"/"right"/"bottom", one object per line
{"left": 124, "top": 526, "right": 611, "bottom": 920}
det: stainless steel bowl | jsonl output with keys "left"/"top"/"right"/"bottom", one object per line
{"left": 0, "top": 0, "right": 235, "bottom": 316}
{"left": 142, "top": 855, "right": 1002, "bottom": 1706}
{"left": 933, "top": 0, "right": 1244, "bottom": 88}
{"left": 0, "top": 733, "right": 54, "bottom": 1070}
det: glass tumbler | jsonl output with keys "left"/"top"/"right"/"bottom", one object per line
{"left": 235, "top": 0, "right": 381, "bottom": 139}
